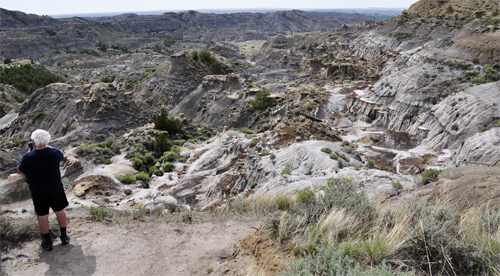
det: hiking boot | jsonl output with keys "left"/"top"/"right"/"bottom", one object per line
{"left": 60, "top": 234, "right": 70, "bottom": 245}
{"left": 41, "top": 238, "right": 53, "bottom": 251}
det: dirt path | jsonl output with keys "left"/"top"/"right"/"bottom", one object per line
{"left": 2, "top": 209, "right": 262, "bottom": 276}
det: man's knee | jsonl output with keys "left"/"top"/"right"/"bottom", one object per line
{"left": 55, "top": 210, "right": 66, "bottom": 215}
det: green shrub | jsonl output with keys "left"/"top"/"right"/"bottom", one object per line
{"left": 280, "top": 244, "right": 412, "bottom": 276}
{"left": 404, "top": 203, "right": 480, "bottom": 275}
{"left": 177, "top": 157, "right": 187, "bottom": 163}
{"left": 31, "top": 111, "right": 45, "bottom": 123}
{"left": 103, "top": 159, "right": 111, "bottom": 165}
{"left": 136, "top": 172, "right": 150, "bottom": 181}
{"left": 392, "top": 181, "right": 403, "bottom": 190}
{"left": 162, "top": 36, "right": 177, "bottom": 47}
{"left": 171, "top": 146, "right": 181, "bottom": 153}
{"left": 118, "top": 174, "right": 136, "bottom": 184}
{"left": 493, "top": 8, "right": 499, "bottom": 17}
{"left": 241, "top": 127, "right": 253, "bottom": 134}
{"left": 162, "top": 162, "right": 175, "bottom": 172}
{"left": 149, "top": 166, "right": 159, "bottom": 176}
{"left": 496, "top": 120, "right": 500, "bottom": 128}
{"left": 3, "top": 58, "right": 12, "bottom": 64}
{"left": 250, "top": 182, "right": 258, "bottom": 189}
{"left": 446, "top": 5, "right": 454, "bottom": 13}
{"left": 192, "top": 51, "right": 199, "bottom": 61}
{"left": 276, "top": 196, "right": 293, "bottom": 210}
{"left": 472, "top": 57, "right": 480, "bottom": 64}
{"left": 479, "top": 210, "right": 500, "bottom": 234}
{"left": 451, "top": 123, "right": 458, "bottom": 131}
{"left": 143, "top": 153, "right": 154, "bottom": 165}
{"left": 329, "top": 154, "right": 338, "bottom": 160}
{"left": 321, "top": 147, "right": 332, "bottom": 153}
{"left": 111, "top": 44, "right": 129, "bottom": 53}
{"left": 270, "top": 153, "right": 276, "bottom": 159}
{"left": 198, "top": 50, "right": 225, "bottom": 74}
{"left": 296, "top": 189, "right": 315, "bottom": 204}
{"left": 132, "top": 157, "right": 143, "bottom": 171}
{"left": 421, "top": 168, "right": 442, "bottom": 184}
{"left": 261, "top": 150, "right": 270, "bottom": 155}
{"left": 472, "top": 77, "right": 490, "bottom": 84}
{"left": 264, "top": 211, "right": 288, "bottom": 233}
{"left": 187, "top": 138, "right": 198, "bottom": 144}
{"left": 338, "top": 153, "right": 348, "bottom": 161}
{"left": 480, "top": 127, "right": 489, "bottom": 132}
{"left": 249, "top": 140, "right": 256, "bottom": 147}
{"left": 100, "top": 75, "right": 115, "bottom": 83}
{"left": 163, "top": 151, "right": 177, "bottom": 162}
{"left": 321, "top": 178, "right": 375, "bottom": 220}
{"left": 281, "top": 168, "right": 291, "bottom": 175}
{"left": 250, "top": 89, "right": 276, "bottom": 109}
{"left": 97, "top": 140, "right": 113, "bottom": 148}
{"left": 153, "top": 108, "right": 182, "bottom": 135}
{"left": 354, "top": 164, "right": 362, "bottom": 170}
{"left": 173, "top": 139, "right": 185, "bottom": 145}
{"left": 485, "top": 65, "right": 496, "bottom": 75}
{"left": 89, "top": 206, "right": 110, "bottom": 222}
{"left": 12, "top": 94, "right": 25, "bottom": 103}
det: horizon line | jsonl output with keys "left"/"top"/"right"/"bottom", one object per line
{"left": 44, "top": 7, "right": 407, "bottom": 18}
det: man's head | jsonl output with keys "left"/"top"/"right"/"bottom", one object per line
{"left": 31, "top": 129, "right": 51, "bottom": 146}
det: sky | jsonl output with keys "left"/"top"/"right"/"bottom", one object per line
{"left": 1, "top": 0, "right": 418, "bottom": 16}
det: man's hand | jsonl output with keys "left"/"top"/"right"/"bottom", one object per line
{"left": 17, "top": 167, "right": 23, "bottom": 174}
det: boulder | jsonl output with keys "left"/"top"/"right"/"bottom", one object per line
{"left": 0, "top": 174, "right": 30, "bottom": 204}
{"left": 61, "top": 156, "right": 83, "bottom": 178}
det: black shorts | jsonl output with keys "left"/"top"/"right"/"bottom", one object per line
{"left": 31, "top": 188, "right": 69, "bottom": 216}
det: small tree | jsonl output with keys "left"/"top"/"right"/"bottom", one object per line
{"left": 250, "top": 89, "right": 276, "bottom": 109}
{"left": 492, "top": 8, "right": 499, "bottom": 17}
{"left": 153, "top": 108, "right": 182, "bottom": 135}
{"left": 446, "top": 5, "right": 454, "bottom": 13}
{"left": 95, "top": 41, "right": 108, "bottom": 52}
{"left": 155, "top": 132, "right": 170, "bottom": 153}
{"left": 3, "top": 58, "right": 12, "bottom": 64}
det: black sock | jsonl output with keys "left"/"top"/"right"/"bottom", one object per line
{"left": 42, "top": 233, "right": 51, "bottom": 242}
{"left": 60, "top": 227, "right": 67, "bottom": 237}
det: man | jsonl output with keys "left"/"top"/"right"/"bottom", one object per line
{"left": 17, "top": 129, "right": 70, "bottom": 251}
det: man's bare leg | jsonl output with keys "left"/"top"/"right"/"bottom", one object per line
{"left": 38, "top": 214, "right": 50, "bottom": 234}
{"left": 38, "top": 214, "right": 53, "bottom": 251}
{"left": 55, "top": 210, "right": 67, "bottom": 228}
{"left": 56, "top": 210, "right": 70, "bottom": 244}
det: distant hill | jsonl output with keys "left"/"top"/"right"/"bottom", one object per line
{"left": 0, "top": 8, "right": 377, "bottom": 58}
{"left": 0, "top": 8, "right": 59, "bottom": 29}
{"left": 50, "top": 8, "right": 404, "bottom": 20}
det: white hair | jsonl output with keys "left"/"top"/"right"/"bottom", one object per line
{"left": 31, "top": 129, "right": 51, "bottom": 146}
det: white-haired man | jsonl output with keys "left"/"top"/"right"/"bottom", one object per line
{"left": 17, "top": 129, "right": 70, "bottom": 251}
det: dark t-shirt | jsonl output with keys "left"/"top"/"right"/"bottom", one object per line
{"left": 18, "top": 147, "right": 64, "bottom": 194}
